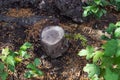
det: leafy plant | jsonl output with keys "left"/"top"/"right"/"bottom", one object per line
{"left": 0, "top": 42, "right": 43, "bottom": 80}
{"left": 83, "top": 0, "right": 109, "bottom": 18}
{"left": 65, "top": 33, "right": 87, "bottom": 47}
{"left": 0, "top": 62, "right": 8, "bottom": 80}
{"left": 110, "top": 0, "right": 120, "bottom": 11}
{"left": 24, "top": 58, "right": 43, "bottom": 78}
{"left": 78, "top": 21, "right": 120, "bottom": 80}
{"left": 73, "top": 33, "right": 87, "bottom": 47}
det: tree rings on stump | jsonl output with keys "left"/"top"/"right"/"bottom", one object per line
{"left": 40, "top": 26, "right": 68, "bottom": 58}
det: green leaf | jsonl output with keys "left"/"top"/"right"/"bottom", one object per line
{"left": 102, "top": 9, "right": 107, "bottom": 14}
{"left": 78, "top": 49, "right": 88, "bottom": 56}
{"left": 78, "top": 46, "right": 95, "bottom": 60}
{"left": 95, "top": 9, "right": 106, "bottom": 18}
{"left": 104, "top": 68, "right": 118, "bottom": 80}
{"left": 114, "top": 27, "right": 120, "bottom": 38}
{"left": 73, "top": 33, "right": 87, "bottom": 46}
{"left": 86, "top": 46, "right": 95, "bottom": 59}
{"left": 6, "top": 55, "right": 15, "bottom": 66}
{"left": 94, "top": 0, "right": 101, "bottom": 5}
{"left": 101, "top": 57, "right": 113, "bottom": 68}
{"left": 24, "top": 70, "right": 43, "bottom": 78}
{"left": 9, "top": 50, "right": 16, "bottom": 57}
{"left": 83, "top": 6, "right": 94, "bottom": 17}
{"left": 91, "top": 7, "right": 99, "bottom": 14}
{"left": 8, "top": 65, "right": 15, "bottom": 72}
{"left": 115, "top": 21, "right": 120, "bottom": 27}
{"left": 106, "top": 23, "right": 116, "bottom": 34}
{"left": 83, "top": 64, "right": 100, "bottom": 78}
{"left": 20, "top": 42, "right": 32, "bottom": 51}
{"left": 0, "top": 62, "right": 4, "bottom": 71}
{"left": 116, "top": 50, "right": 120, "bottom": 57}
{"left": 19, "top": 50, "right": 30, "bottom": 59}
{"left": 0, "top": 71, "right": 8, "bottom": 80}
{"left": 91, "top": 74, "right": 100, "bottom": 80}
{"left": 93, "top": 51, "right": 103, "bottom": 63}
{"left": 32, "top": 69, "right": 43, "bottom": 77}
{"left": 95, "top": 9, "right": 104, "bottom": 18}
{"left": 116, "top": 3, "right": 120, "bottom": 11}
{"left": 103, "top": 39, "right": 117, "bottom": 56}
{"left": 26, "top": 63, "right": 36, "bottom": 70}
{"left": 116, "top": 0, "right": 120, "bottom": 2}
{"left": 116, "top": 40, "right": 120, "bottom": 57}
{"left": 24, "top": 54, "right": 31, "bottom": 59}
{"left": 83, "top": 8, "right": 89, "bottom": 17}
{"left": 36, "top": 70, "right": 44, "bottom": 76}
{"left": 19, "top": 50, "right": 27, "bottom": 57}
{"left": 101, "top": 0, "right": 109, "bottom": 6}
{"left": 0, "top": 47, "right": 10, "bottom": 61}
{"left": 34, "top": 58, "right": 41, "bottom": 66}
{"left": 24, "top": 71, "right": 33, "bottom": 78}
{"left": 14, "top": 57, "right": 22, "bottom": 62}
{"left": 113, "top": 56, "right": 120, "bottom": 69}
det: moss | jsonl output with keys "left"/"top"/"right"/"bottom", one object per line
{"left": 65, "top": 33, "right": 87, "bottom": 47}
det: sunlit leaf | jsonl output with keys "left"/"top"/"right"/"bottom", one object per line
{"left": 0, "top": 47, "right": 10, "bottom": 61}
{"left": 6, "top": 55, "right": 15, "bottom": 66}
{"left": 14, "top": 57, "right": 22, "bottom": 62}
{"left": 83, "top": 9, "right": 89, "bottom": 17}
{"left": 19, "top": 50, "right": 30, "bottom": 59}
{"left": 19, "top": 50, "right": 27, "bottom": 57}
{"left": 78, "top": 49, "right": 88, "bottom": 56}
{"left": 86, "top": 46, "right": 95, "bottom": 59}
{"left": 114, "top": 27, "right": 120, "bottom": 38}
{"left": 93, "top": 51, "right": 103, "bottom": 63}
{"left": 94, "top": 0, "right": 101, "bottom": 5}
{"left": 91, "top": 74, "right": 100, "bottom": 80}
{"left": 115, "top": 21, "right": 120, "bottom": 27}
{"left": 92, "top": 7, "right": 99, "bottom": 14}
{"left": 78, "top": 46, "right": 95, "bottom": 60}
{"left": 20, "top": 42, "right": 32, "bottom": 51}
{"left": 83, "top": 64, "right": 100, "bottom": 78}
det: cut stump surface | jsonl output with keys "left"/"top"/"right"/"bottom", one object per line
{"left": 41, "top": 26, "right": 68, "bottom": 58}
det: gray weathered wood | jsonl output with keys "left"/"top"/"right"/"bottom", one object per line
{"left": 40, "top": 26, "right": 68, "bottom": 58}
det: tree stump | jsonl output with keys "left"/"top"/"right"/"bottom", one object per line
{"left": 40, "top": 26, "right": 68, "bottom": 58}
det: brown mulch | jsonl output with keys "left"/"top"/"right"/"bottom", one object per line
{"left": 0, "top": 8, "right": 120, "bottom": 80}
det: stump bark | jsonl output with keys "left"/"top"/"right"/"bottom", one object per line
{"left": 40, "top": 26, "right": 68, "bottom": 58}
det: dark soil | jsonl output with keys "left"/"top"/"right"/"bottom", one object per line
{"left": 0, "top": 0, "right": 119, "bottom": 80}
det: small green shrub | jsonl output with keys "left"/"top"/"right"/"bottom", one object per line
{"left": 83, "top": 0, "right": 109, "bottom": 18}
{"left": 83, "top": 0, "right": 120, "bottom": 19}
{"left": 78, "top": 21, "right": 120, "bottom": 80}
{"left": 65, "top": 33, "right": 87, "bottom": 47}
{"left": 0, "top": 42, "right": 43, "bottom": 80}
{"left": 110, "top": 0, "right": 120, "bottom": 11}
{"left": 24, "top": 58, "right": 43, "bottom": 78}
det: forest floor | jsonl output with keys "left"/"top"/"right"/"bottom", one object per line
{"left": 0, "top": 7, "right": 120, "bottom": 80}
